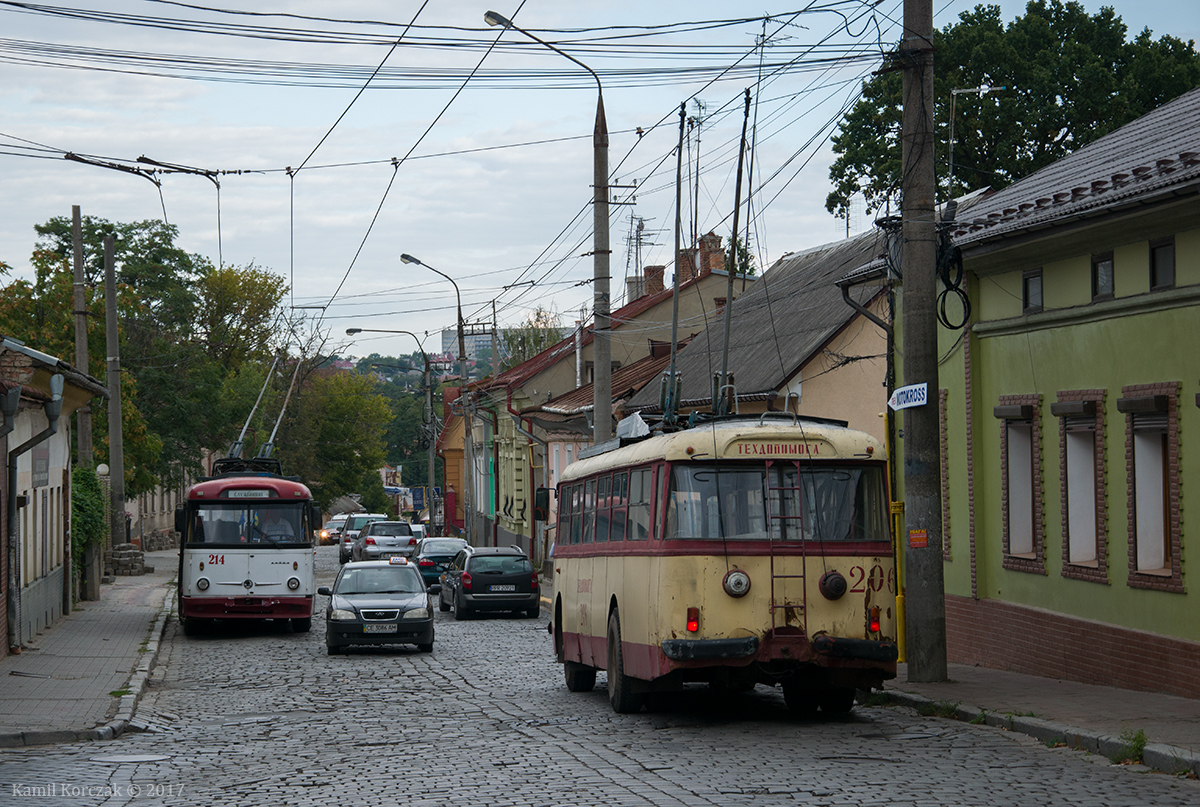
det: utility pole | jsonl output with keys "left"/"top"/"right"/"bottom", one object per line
{"left": 71, "top": 206, "right": 99, "bottom": 600}
{"left": 424, "top": 357, "right": 436, "bottom": 536}
{"left": 491, "top": 301, "right": 499, "bottom": 377}
{"left": 900, "top": 0, "right": 948, "bottom": 682}
{"left": 104, "top": 236, "right": 127, "bottom": 550}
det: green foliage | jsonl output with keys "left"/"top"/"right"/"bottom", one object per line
{"left": 918, "top": 700, "right": 961, "bottom": 718}
{"left": 825, "top": 0, "right": 1200, "bottom": 218}
{"left": 1113, "top": 728, "right": 1147, "bottom": 764}
{"left": 724, "top": 235, "right": 757, "bottom": 278}
{"left": 0, "top": 215, "right": 290, "bottom": 495}
{"left": 71, "top": 466, "right": 106, "bottom": 566}
{"left": 358, "top": 469, "right": 392, "bottom": 515}
{"left": 501, "top": 307, "right": 562, "bottom": 372}
{"left": 275, "top": 370, "right": 391, "bottom": 510}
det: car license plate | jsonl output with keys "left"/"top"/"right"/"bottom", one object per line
{"left": 363, "top": 624, "right": 397, "bottom": 633}
{"left": 490, "top": 584, "right": 516, "bottom": 592}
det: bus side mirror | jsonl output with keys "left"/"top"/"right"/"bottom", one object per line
{"left": 533, "top": 487, "right": 550, "bottom": 522}
{"left": 310, "top": 503, "right": 322, "bottom": 532}
{"left": 175, "top": 507, "right": 186, "bottom": 536}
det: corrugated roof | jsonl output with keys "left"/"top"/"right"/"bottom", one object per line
{"left": 952, "top": 86, "right": 1200, "bottom": 245}
{"left": 626, "top": 231, "right": 888, "bottom": 409}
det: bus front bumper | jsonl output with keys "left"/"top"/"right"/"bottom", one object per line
{"left": 181, "top": 595, "right": 312, "bottom": 618}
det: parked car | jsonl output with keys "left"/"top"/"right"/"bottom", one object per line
{"left": 439, "top": 545, "right": 540, "bottom": 620}
{"left": 352, "top": 520, "right": 417, "bottom": 562}
{"left": 412, "top": 537, "right": 468, "bottom": 587}
{"left": 320, "top": 515, "right": 348, "bottom": 546}
{"left": 339, "top": 512, "right": 387, "bottom": 564}
{"left": 319, "top": 558, "right": 437, "bottom": 654}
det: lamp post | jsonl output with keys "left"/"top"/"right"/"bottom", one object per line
{"left": 346, "top": 327, "right": 439, "bottom": 536}
{"left": 400, "top": 253, "right": 466, "bottom": 386}
{"left": 484, "top": 10, "right": 612, "bottom": 443}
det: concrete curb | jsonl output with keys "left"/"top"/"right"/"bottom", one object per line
{"left": 879, "top": 689, "right": 1200, "bottom": 777}
{"left": 0, "top": 588, "right": 174, "bottom": 748}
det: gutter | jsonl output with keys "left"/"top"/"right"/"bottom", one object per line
{"left": 5, "top": 373, "right": 64, "bottom": 651}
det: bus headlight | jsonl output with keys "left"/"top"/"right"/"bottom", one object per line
{"left": 287, "top": 577, "right": 301, "bottom": 591}
{"left": 722, "top": 569, "right": 751, "bottom": 598}
{"left": 196, "top": 577, "right": 210, "bottom": 591}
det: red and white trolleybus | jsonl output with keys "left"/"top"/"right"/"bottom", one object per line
{"left": 175, "top": 457, "right": 322, "bottom": 636}
{"left": 548, "top": 415, "right": 898, "bottom": 714}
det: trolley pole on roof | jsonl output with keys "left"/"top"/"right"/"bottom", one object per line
{"left": 899, "top": 0, "right": 948, "bottom": 682}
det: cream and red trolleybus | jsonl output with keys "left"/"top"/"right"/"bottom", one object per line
{"left": 175, "top": 457, "right": 322, "bottom": 636}
{"left": 549, "top": 415, "right": 898, "bottom": 714}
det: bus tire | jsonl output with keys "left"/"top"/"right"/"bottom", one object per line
{"left": 292, "top": 617, "right": 312, "bottom": 633}
{"left": 819, "top": 686, "right": 856, "bottom": 714}
{"left": 606, "top": 610, "right": 643, "bottom": 714}
{"left": 180, "top": 616, "right": 199, "bottom": 637}
{"left": 564, "top": 661, "right": 597, "bottom": 692}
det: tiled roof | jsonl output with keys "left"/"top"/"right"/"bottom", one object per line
{"left": 626, "top": 231, "right": 888, "bottom": 410}
{"left": 534, "top": 352, "right": 672, "bottom": 415}
{"left": 475, "top": 268, "right": 736, "bottom": 394}
{"left": 951, "top": 86, "right": 1200, "bottom": 245}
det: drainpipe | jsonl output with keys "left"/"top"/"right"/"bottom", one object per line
{"left": 5, "top": 374, "right": 63, "bottom": 651}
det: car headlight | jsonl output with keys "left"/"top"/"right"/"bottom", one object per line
{"left": 330, "top": 609, "right": 357, "bottom": 621}
{"left": 403, "top": 607, "right": 431, "bottom": 619}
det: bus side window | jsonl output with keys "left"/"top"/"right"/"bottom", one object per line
{"left": 556, "top": 487, "right": 570, "bottom": 544}
{"left": 582, "top": 479, "right": 596, "bottom": 544}
{"left": 569, "top": 484, "right": 583, "bottom": 545}
{"left": 628, "top": 468, "right": 650, "bottom": 541}
{"left": 595, "top": 475, "right": 611, "bottom": 543}
{"left": 610, "top": 472, "right": 628, "bottom": 541}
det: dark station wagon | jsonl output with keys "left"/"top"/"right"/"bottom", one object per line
{"left": 438, "top": 546, "right": 540, "bottom": 620}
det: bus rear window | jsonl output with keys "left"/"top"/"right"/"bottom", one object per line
{"left": 664, "top": 463, "right": 887, "bottom": 542}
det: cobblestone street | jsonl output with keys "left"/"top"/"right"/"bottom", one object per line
{"left": 4, "top": 547, "right": 1199, "bottom": 806}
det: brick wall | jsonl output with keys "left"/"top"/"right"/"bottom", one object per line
{"left": 946, "top": 594, "right": 1200, "bottom": 699}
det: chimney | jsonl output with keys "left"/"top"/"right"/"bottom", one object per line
{"left": 626, "top": 274, "right": 645, "bottom": 302}
{"left": 700, "top": 231, "right": 724, "bottom": 276}
{"left": 675, "top": 247, "right": 695, "bottom": 285}
{"left": 443, "top": 384, "right": 462, "bottom": 419}
{"left": 644, "top": 264, "right": 665, "bottom": 296}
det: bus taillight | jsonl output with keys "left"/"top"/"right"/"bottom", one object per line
{"left": 462, "top": 572, "right": 473, "bottom": 592}
{"left": 686, "top": 607, "right": 699, "bottom": 633}
{"left": 869, "top": 606, "right": 881, "bottom": 634}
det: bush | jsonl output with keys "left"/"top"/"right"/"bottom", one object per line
{"left": 72, "top": 465, "right": 106, "bottom": 567}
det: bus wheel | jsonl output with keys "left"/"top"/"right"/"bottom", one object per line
{"left": 606, "top": 610, "right": 643, "bottom": 714}
{"left": 292, "top": 617, "right": 312, "bottom": 633}
{"left": 819, "top": 686, "right": 856, "bottom": 714}
{"left": 181, "top": 616, "right": 199, "bottom": 637}
{"left": 564, "top": 661, "right": 596, "bottom": 692}
{"left": 783, "top": 681, "right": 819, "bottom": 716}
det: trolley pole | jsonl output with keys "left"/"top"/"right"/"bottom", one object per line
{"left": 900, "top": 0, "right": 947, "bottom": 682}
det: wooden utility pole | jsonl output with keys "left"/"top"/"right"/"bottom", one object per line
{"left": 71, "top": 206, "right": 100, "bottom": 599}
{"left": 104, "top": 236, "right": 127, "bottom": 549}
{"left": 900, "top": 0, "right": 948, "bottom": 682}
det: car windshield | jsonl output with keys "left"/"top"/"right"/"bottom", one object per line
{"left": 470, "top": 556, "right": 532, "bottom": 574}
{"left": 370, "top": 524, "right": 412, "bottom": 536}
{"left": 421, "top": 540, "right": 465, "bottom": 556}
{"left": 337, "top": 567, "right": 423, "bottom": 595}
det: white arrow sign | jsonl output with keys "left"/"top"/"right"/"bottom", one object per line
{"left": 888, "top": 383, "right": 928, "bottom": 411}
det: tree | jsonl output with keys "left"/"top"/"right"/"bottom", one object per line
{"left": 194, "top": 263, "right": 288, "bottom": 369}
{"left": 501, "top": 307, "right": 562, "bottom": 372}
{"left": 825, "top": 1, "right": 1200, "bottom": 218}
{"left": 275, "top": 370, "right": 391, "bottom": 510}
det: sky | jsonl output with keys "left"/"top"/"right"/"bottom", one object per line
{"left": 1, "top": 0, "right": 1196, "bottom": 362}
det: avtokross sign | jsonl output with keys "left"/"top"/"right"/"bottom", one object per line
{"left": 887, "top": 383, "right": 928, "bottom": 411}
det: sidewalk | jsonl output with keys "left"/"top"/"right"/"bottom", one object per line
{"left": 0, "top": 549, "right": 175, "bottom": 747}
{"left": 881, "top": 662, "right": 1200, "bottom": 776}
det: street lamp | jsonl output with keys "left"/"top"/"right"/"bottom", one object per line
{"left": 484, "top": 10, "right": 612, "bottom": 443}
{"left": 345, "top": 326, "right": 440, "bottom": 535}
{"left": 400, "top": 253, "right": 467, "bottom": 386}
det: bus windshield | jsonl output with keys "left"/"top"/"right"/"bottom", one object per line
{"left": 186, "top": 502, "right": 307, "bottom": 546}
{"left": 665, "top": 463, "right": 888, "bottom": 542}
